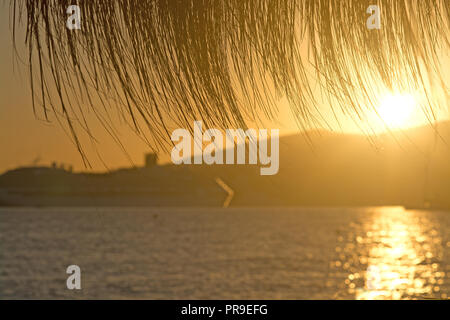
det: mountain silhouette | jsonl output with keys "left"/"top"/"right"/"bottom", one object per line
{"left": 1, "top": 122, "right": 449, "bottom": 208}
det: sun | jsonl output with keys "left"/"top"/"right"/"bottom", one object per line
{"left": 377, "top": 94, "right": 417, "bottom": 129}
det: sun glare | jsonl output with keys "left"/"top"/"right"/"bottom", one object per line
{"left": 377, "top": 94, "right": 417, "bottom": 129}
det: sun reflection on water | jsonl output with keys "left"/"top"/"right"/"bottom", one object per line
{"left": 338, "top": 207, "right": 446, "bottom": 300}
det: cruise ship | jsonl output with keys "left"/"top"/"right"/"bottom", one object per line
{"left": 0, "top": 154, "right": 229, "bottom": 207}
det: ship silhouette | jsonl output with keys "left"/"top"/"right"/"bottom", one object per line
{"left": 1, "top": 123, "right": 449, "bottom": 209}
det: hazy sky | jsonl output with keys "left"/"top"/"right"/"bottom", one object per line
{"left": 0, "top": 6, "right": 448, "bottom": 174}
{"left": 0, "top": 7, "right": 300, "bottom": 173}
{"left": 0, "top": 14, "right": 139, "bottom": 173}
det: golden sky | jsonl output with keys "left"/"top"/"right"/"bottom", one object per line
{"left": 0, "top": 8, "right": 448, "bottom": 174}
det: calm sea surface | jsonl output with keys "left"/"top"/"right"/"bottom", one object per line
{"left": 0, "top": 206, "right": 449, "bottom": 300}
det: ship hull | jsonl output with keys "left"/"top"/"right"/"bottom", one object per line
{"left": 0, "top": 190, "right": 225, "bottom": 207}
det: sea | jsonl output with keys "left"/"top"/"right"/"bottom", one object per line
{"left": 0, "top": 206, "right": 449, "bottom": 300}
